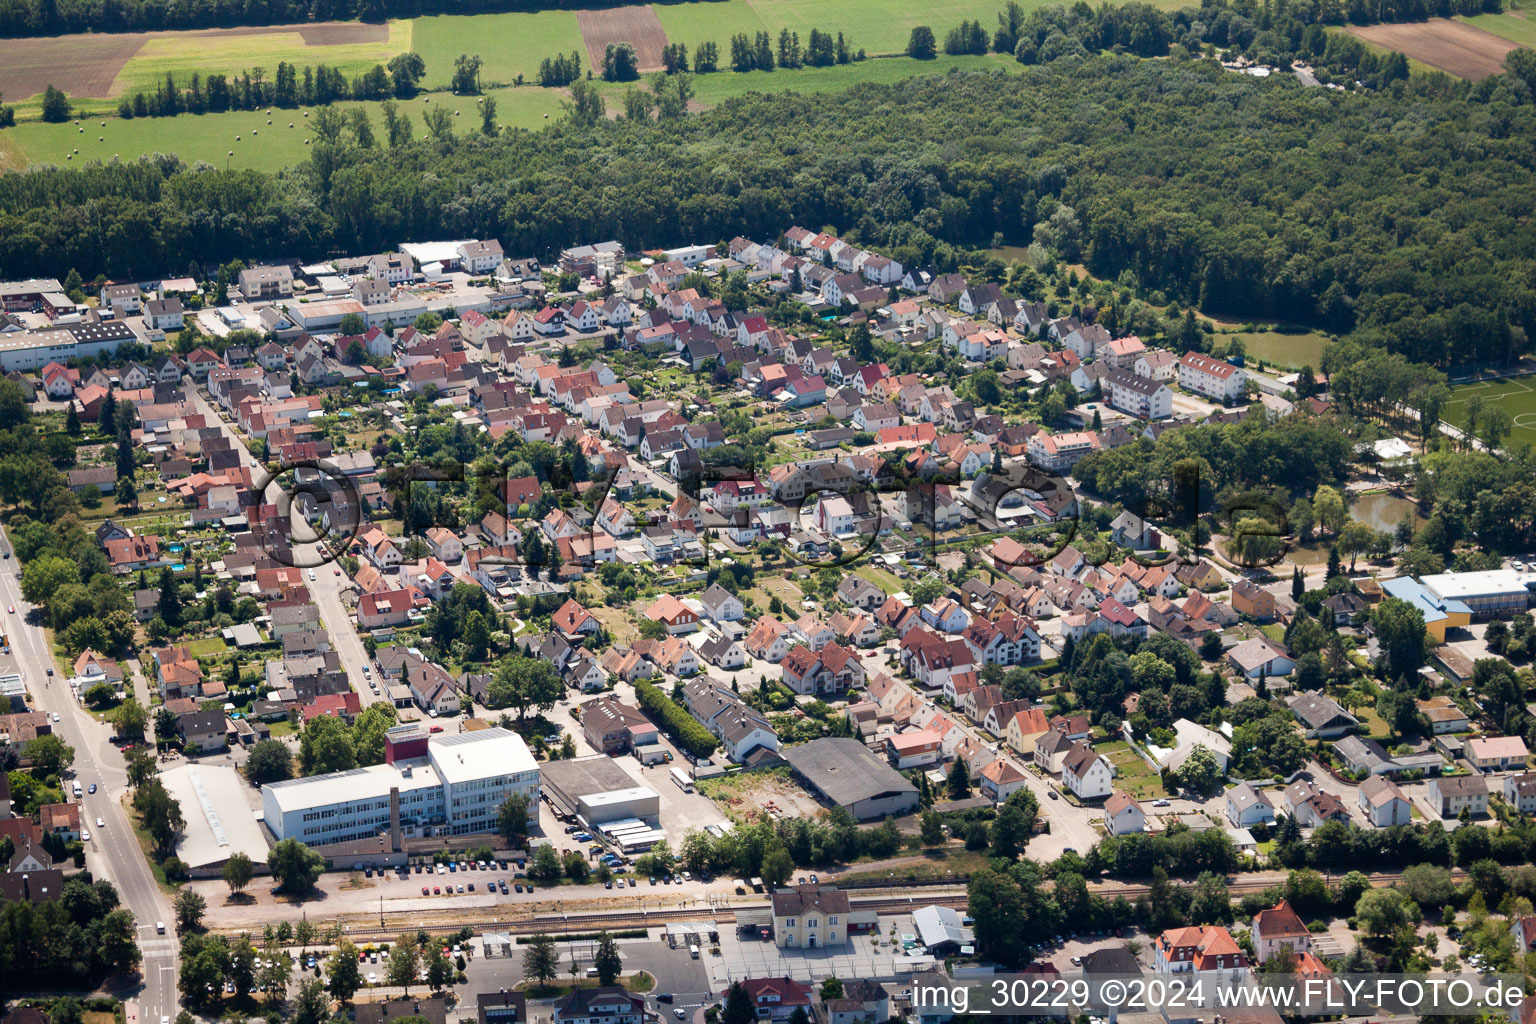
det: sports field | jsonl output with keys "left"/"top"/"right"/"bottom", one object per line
{"left": 1443, "top": 374, "right": 1536, "bottom": 447}
{"left": 0, "top": 85, "right": 565, "bottom": 173}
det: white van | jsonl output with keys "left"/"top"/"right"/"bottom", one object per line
{"left": 689, "top": 944, "right": 700, "bottom": 959}
{"left": 71, "top": 781, "right": 82, "bottom": 798}
{"left": 156, "top": 921, "right": 166, "bottom": 934}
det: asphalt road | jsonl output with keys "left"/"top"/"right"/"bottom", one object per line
{"left": 0, "top": 530, "right": 179, "bottom": 1024}
{"left": 183, "top": 385, "right": 383, "bottom": 708}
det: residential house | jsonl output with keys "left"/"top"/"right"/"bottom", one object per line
{"left": 1288, "top": 692, "right": 1357, "bottom": 738}
{"left": 1429, "top": 775, "right": 1489, "bottom": 817}
{"left": 1153, "top": 926, "right": 1248, "bottom": 976}
{"left": 1061, "top": 741, "right": 1114, "bottom": 800}
{"left": 1225, "top": 782, "right": 1276, "bottom": 828}
{"left": 1358, "top": 775, "right": 1413, "bottom": 827}
{"left": 1228, "top": 637, "right": 1296, "bottom": 680}
{"left": 1178, "top": 351, "right": 1246, "bottom": 403}
{"left": 1467, "top": 735, "right": 1529, "bottom": 771}
{"left": 1231, "top": 579, "right": 1277, "bottom": 621}
{"left": 1251, "top": 901, "right": 1312, "bottom": 964}
{"left": 1104, "top": 791, "right": 1146, "bottom": 835}
{"left": 977, "top": 759, "right": 1029, "bottom": 804}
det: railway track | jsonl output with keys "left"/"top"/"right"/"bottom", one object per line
{"left": 212, "top": 868, "right": 1449, "bottom": 943}
{"left": 323, "top": 890, "right": 972, "bottom": 944}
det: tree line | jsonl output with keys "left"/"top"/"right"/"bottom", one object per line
{"left": 87, "top": 52, "right": 428, "bottom": 124}
{"left": 2, "top": 47, "right": 1535, "bottom": 368}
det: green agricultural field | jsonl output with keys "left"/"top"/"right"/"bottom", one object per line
{"left": 1, "top": 85, "right": 566, "bottom": 173}
{"left": 111, "top": 21, "right": 413, "bottom": 98}
{"left": 1213, "top": 328, "right": 1332, "bottom": 370}
{"left": 1457, "top": 10, "right": 1536, "bottom": 47}
{"left": 652, "top": 0, "right": 774, "bottom": 51}
{"left": 660, "top": 0, "right": 1190, "bottom": 57}
{"left": 1444, "top": 373, "right": 1536, "bottom": 447}
{"left": 412, "top": 10, "right": 586, "bottom": 88}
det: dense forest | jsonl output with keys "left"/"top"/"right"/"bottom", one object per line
{"left": 2, "top": 53, "right": 1535, "bottom": 366}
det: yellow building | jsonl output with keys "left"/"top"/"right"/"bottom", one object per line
{"left": 1004, "top": 707, "right": 1051, "bottom": 758}
{"left": 772, "top": 885, "right": 850, "bottom": 948}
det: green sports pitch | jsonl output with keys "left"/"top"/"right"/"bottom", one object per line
{"left": 1443, "top": 374, "right": 1536, "bottom": 447}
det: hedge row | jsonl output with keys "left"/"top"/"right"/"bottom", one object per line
{"left": 634, "top": 679, "right": 719, "bottom": 759}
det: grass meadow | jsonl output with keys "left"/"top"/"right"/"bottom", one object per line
{"left": 412, "top": 10, "right": 587, "bottom": 88}
{"left": 0, "top": 85, "right": 566, "bottom": 173}
{"left": 1457, "top": 10, "right": 1536, "bottom": 47}
{"left": 1211, "top": 328, "right": 1334, "bottom": 370}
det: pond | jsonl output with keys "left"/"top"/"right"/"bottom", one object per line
{"left": 1350, "top": 492, "right": 1424, "bottom": 535}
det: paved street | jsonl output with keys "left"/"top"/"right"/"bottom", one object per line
{"left": 184, "top": 385, "right": 381, "bottom": 707}
{"left": 0, "top": 528, "right": 179, "bottom": 1024}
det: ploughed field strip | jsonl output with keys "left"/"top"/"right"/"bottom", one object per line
{"left": 577, "top": 5, "right": 672, "bottom": 72}
{"left": 1342, "top": 17, "right": 1520, "bottom": 79}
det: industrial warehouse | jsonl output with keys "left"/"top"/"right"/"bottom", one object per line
{"left": 782, "top": 738, "right": 921, "bottom": 821}
{"left": 540, "top": 755, "right": 666, "bottom": 854}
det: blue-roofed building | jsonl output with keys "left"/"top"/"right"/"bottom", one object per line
{"left": 1420, "top": 570, "right": 1536, "bottom": 619}
{"left": 1380, "top": 576, "right": 1472, "bottom": 643}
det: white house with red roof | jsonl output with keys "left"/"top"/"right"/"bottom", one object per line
{"left": 552, "top": 598, "right": 600, "bottom": 638}
{"left": 566, "top": 301, "right": 601, "bottom": 332}
{"left": 644, "top": 594, "right": 699, "bottom": 635}
{"left": 1178, "top": 351, "right": 1246, "bottom": 403}
{"left": 977, "top": 759, "right": 1028, "bottom": 803}
{"left": 1251, "top": 899, "right": 1312, "bottom": 964}
{"left": 1154, "top": 925, "right": 1248, "bottom": 977}
{"left": 531, "top": 307, "right": 566, "bottom": 335}
{"left": 357, "top": 587, "right": 428, "bottom": 629}
{"left": 1104, "top": 790, "right": 1146, "bottom": 835}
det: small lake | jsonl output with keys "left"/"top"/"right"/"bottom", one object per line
{"left": 1350, "top": 492, "right": 1424, "bottom": 535}
{"left": 1232, "top": 492, "right": 1424, "bottom": 567}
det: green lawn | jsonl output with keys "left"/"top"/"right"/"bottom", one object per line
{"left": 3, "top": 85, "right": 566, "bottom": 172}
{"left": 1444, "top": 373, "right": 1536, "bottom": 447}
{"left": 1098, "top": 740, "right": 1170, "bottom": 799}
{"left": 1212, "top": 328, "right": 1333, "bottom": 371}
{"left": 185, "top": 637, "right": 228, "bottom": 658}
{"left": 1457, "top": 10, "right": 1536, "bottom": 46}
{"left": 852, "top": 563, "right": 904, "bottom": 594}
{"left": 412, "top": 10, "right": 585, "bottom": 88}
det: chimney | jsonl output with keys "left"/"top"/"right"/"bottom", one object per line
{"left": 22, "top": 872, "right": 29, "bottom": 900}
